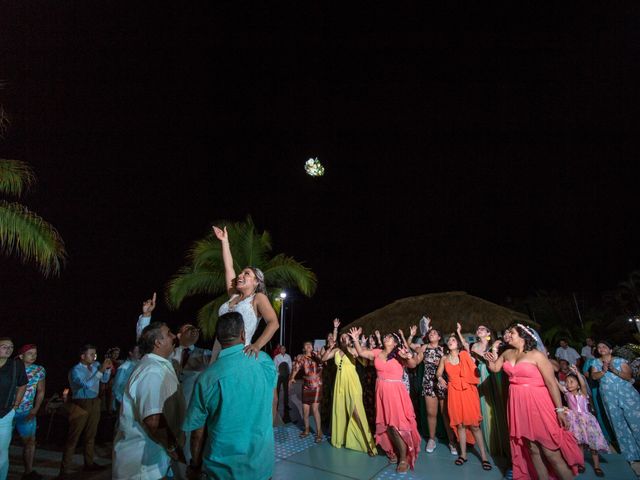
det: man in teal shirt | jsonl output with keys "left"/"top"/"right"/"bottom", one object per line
{"left": 183, "top": 311, "right": 277, "bottom": 480}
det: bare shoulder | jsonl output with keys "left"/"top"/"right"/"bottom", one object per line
{"left": 527, "top": 349, "right": 548, "bottom": 364}
{"left": 254, "top": 292, "right": 269, "bottom": 303}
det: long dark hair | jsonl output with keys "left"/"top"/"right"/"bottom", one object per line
{"left": 443, "top": 334, "right": 461, "bottom": 354}
{"left": 384, "top": 333, "right": 402, "bottom": 362}
{"left": 423, "top": 328, "right": 443, "bottom": 347}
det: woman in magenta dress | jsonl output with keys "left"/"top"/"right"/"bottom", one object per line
{"left": 485, "top": 323, "right": 582, "bottom": 480}
{"left": 349, "top": 327, "right": 422, "bottom": 474}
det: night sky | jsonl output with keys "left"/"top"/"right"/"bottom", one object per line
{"left": 2, "top": 3, "right": 640, "bottom": 390}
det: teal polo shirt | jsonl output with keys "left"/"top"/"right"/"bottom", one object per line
{"left": 183, "top": 343, "right": 277, "bottom": 480}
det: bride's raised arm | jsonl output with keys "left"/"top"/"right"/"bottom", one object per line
{"left": 213, "top": 226, "right": 236, "bottom": 296}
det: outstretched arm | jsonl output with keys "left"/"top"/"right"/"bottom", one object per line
{"left": 332, "top": 318, "right": 340, "bottom": 341}
{"left": 456, "top": 323, "right": 470, "bottom": 352}
{"left": 137, "top": 292, "right": 156, "bottom": 340}
{"left": 212, "top": 226, "right": 236, "bottom": 296}
{"left": 349, "top": 327, "right": 375, "bottom": 360}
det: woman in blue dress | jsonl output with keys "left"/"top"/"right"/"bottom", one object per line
{"left": 590, "top": 340, "right": 640, "bottom": 463}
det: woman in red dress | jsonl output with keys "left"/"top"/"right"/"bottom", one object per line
{"left": 349, "top": 327, "right": 422, "bottom": 474}
{"left": 485, "top": 323, "right": 582, "bottom": 480}
{"left": 436, "top": 332, "right": 491, "bottom": 470}
{"left": 289, "top": 341, "right": 324, "bottom": 442}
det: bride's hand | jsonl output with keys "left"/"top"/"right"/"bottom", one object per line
{"left": 243, "top": 343, "right": 260, "bottom": 358}
{"left": 212, "top": 225, "right": 228, "bottom": 242}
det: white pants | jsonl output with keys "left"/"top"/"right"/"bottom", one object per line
{"left": 0, "top": 409, "right": 16, "bottom": 480}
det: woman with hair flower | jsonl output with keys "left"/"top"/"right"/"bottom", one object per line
{"left": 485, "top": 323, "right": 582, "bottom": 480}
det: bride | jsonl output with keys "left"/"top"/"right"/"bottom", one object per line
{"left": 210, "top": 225, "right": 279, "bottom": 360}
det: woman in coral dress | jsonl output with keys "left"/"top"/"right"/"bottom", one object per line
{"left": 322, "top": 320, "right": 377, "bottom": 455}
{"left": 349, "top": 327, "right": 421, "bottom": 474}
{"left": 485, "top": 323, "right": 583, "bottom": 480}
{"left": 436, "top": 329, "right": 491, "bottom": 470}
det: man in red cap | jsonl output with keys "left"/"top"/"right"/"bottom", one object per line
{"left": 14, "top": 344, "right": 46, "bottom": 480}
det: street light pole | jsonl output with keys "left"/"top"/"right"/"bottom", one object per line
{"left": 279, "top": 292, "right": 287, "bottom": 346}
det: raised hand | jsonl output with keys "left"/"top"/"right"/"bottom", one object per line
{"left": 397, "top": 347, "right": 413, "bottom": 359}
{"left": 142, "top": 292, "right": 157, "bottom": 316}
{"left": 375, "top": 330, "right": 381, "bottom": 341}
{"left": 212, "top": 225, "right": 228, "bottom": 242}
{"left": 333, "top": 318, "right": 341, "bottom": 329}
{"left": 409, "top": 325, "right": 417, "bottom": 337}
{"left": 456, "top": 322, "right": 462, "bottom": 333}
{"left": 348, "top": 327, "right": 361, "bottom": 341}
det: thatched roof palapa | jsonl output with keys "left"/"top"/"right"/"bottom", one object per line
{"left": 342, "top": 291, "right": 536, "bottom": 337}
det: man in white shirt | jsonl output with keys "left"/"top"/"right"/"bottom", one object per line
{"left": 113, "top": 322, "right": 186, "bottom": 480}
{"left": 581, "top": 337, "right": 595, "bottom": 361}
{"left": 135, "top": 293, "right": 156, "bottom": 341}
{"left": 273, "top": 345, "right": 292, "bottom": 421}
{"left": 554, "top": 339, "right": 581, "bottom": 365}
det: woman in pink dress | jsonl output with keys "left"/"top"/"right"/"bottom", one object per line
{"left": 349, "top": 327, "right": 422, "bottom": 474}
{"left": 484, "top": 323, "right": 583, "bottom": 480}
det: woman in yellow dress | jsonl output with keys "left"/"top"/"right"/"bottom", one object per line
{"left": 321, "top": 319, "right": 377, "bottom": 455}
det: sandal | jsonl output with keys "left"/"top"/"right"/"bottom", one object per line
{"left": 299, "top": 430, "right": 310, "bottom": 438}
{"left": 594, "top": 467, "right": 605, "bottom": 477}
{"left": 388, "top": 455, "right": 398, "bottom": 464}
{"left": 577, "top": 465, "right": 585, "bottom": 474}
{"left": 482, "top": 460, "right": 492, "bottom": 471}
{"left": 455, "top": 456, "right": 468, "bottom": 466}
{"left": 314, "top": 435, "right": 323, "bottom": 443}
{"left": 396, "top": 461, "right": 409, "bottom": 474}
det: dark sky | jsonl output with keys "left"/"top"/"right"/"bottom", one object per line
{"left": 2, "top": 3, "right": 640, "bottom": 389}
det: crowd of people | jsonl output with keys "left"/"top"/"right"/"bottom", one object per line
{"left": 275, "top": 319, "right": 640, "bottom": 479}
{"left": 1, "top": 225, "right": 640, "bottom": 480}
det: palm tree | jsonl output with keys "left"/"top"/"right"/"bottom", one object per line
{"left": 0, "top": 159, "right": 66, "bottom": 276}
{"left": 166, "top": 216, "right": 317, "bottom": 337}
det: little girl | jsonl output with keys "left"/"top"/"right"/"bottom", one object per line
{"left": 563, "top": 366, "right": 609, "bottom": 477}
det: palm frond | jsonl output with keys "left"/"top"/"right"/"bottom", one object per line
{"left": 189, "top": 236, "right": 224, "bottom": 270}
{"left": 165, "top": 267, "right": 227, "bottom": 309}
{"left": 166, "top": 216, "right": 317, "bottom": 339}
{"left": 264, "top": 254, "right": 318, "bottom": 296}
{"left": 196, "top": 294, "right": 229, "bottom": 338}
{"left": 0, "top": 200, "right": 66, "bottom": 276}
{"left": 0, "top": 159, "right": 34, "bottom": 197}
